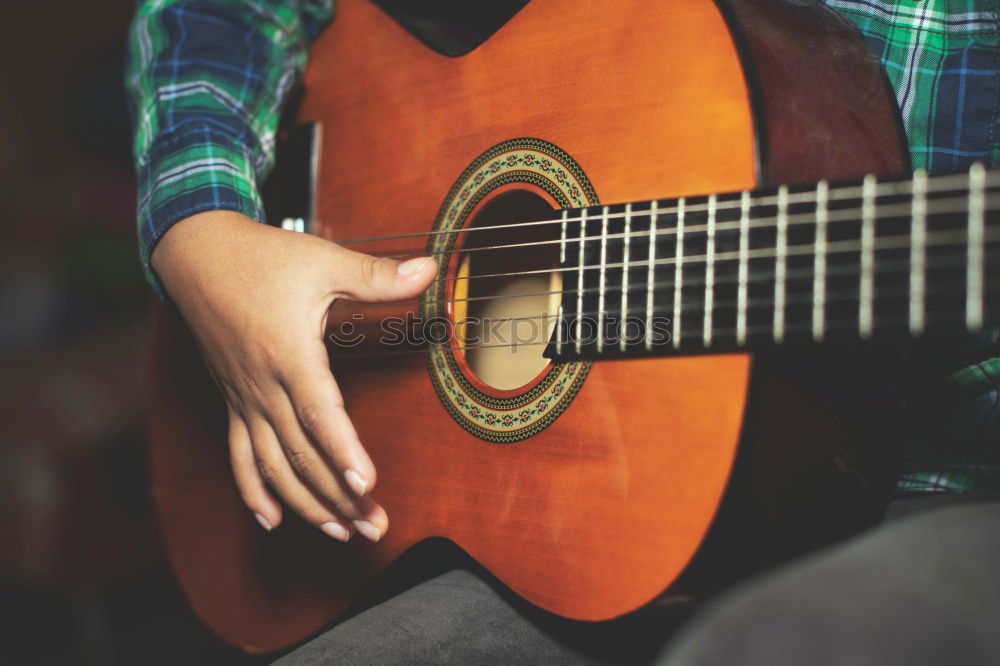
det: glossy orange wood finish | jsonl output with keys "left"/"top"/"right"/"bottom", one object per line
{"left": 151, "top": 0, "right": 798, "bottom": 653}
{"left": 307, "top": 0, "right": 756, "bottom": 618}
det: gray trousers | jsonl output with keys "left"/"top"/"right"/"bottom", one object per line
{"left": 273, "top": 497, "right": 1000, "bottom": 665}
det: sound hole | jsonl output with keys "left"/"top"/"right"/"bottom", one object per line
{"left": 455, "top": 190, "right": 562, "bottom": 391}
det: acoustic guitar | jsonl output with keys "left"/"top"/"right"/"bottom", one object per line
{"left": 149, "top": 0, "right": 1000, "bottom": 652}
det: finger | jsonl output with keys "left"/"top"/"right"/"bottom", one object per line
{"left": 347, "top": 495, "right": 388, "bottom": 543}
{"left": 267, "top": 394, "right": 388, "bottom": 539}
{"left": 329, "top": 246, "right": 437, "bottom": 303}
{"left": 279, "top": 355, "right": 377, "bottom": 498}
{"left": 228, "top": 411, "right": 283, "bottom": 531}
{"left": 246, "top": 416, "right": 355, "bottom": 542}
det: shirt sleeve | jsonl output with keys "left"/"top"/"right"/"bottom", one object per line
{"left": 125, "top": 0, "right": 334, "bottom": 297}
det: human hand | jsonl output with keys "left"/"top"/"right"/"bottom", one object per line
{"left": 152, "top": 210, "right": 436, "bottom": 542}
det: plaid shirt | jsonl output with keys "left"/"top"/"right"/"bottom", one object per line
{"left": 125, "top": 0, "right": 1000, "bottom": 494}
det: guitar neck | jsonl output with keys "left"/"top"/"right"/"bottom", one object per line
{"left": 545, "top": 165, "right": 1000, "bottom": 361}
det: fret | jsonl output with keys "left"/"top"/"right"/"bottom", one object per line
{"left": 909, "top": 169, "right": 927, "bottom": 335}
{"left": 703, "top": 194, "right": 717, "bottom": 347}
{"left": 645, "top": 201, "right": 658, "bottom": 351}
{"left": 559, "top": 208, "right": 569, "bottom": 264}
{"left": 597, "top": 206, "right": 610, "bottom": 353}
{"left": 672, "top": 198, "right": 685, "bottom": 349}
{"left": 619, "top": 204, "right": 633, "bottom": 352}
{"left": 736, "top": 190, "right": 750, "bottom": 345}
{"left": 574, "top": 208, "right": 587, "bottom": 354}
{"left": 966, "top": 162, "right": 986, "bottom": 332}
{"left": 859, "top": 174, "right": 876, "bottom": 338}
{"left": 773, "top": 185, "right": 788, "bottom": 343}
{"left": 556, "top": 304, "right": 565, "bottom": 356}
{"left": 557, "top": 209, "right": 568, "bottom": 356}
{"left": 812, "top": 180, "right": 828, "bottom": 341}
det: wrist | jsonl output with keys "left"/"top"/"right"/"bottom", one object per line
{"left": 151, "top": 210, "right": 261, "bottom": 298}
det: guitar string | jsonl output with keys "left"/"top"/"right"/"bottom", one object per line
{"left": 333, "top": 256, "right": 973, "bottom": 336}
{"left": 337, "top": 284, "right": 966, "bottom": 343}
{"left": 325, "top": 168, "right": 996, "bottom": 247}
{"left": 330, "top": 170, "right": 991, "bottom": 245}
{"left": 373, "top": 192, "right": 997, "bottom": 263}
{"left": 416, "top": 194, "right": 1000, "bottom": 285}
{"left": 329, "top": 285, "right": 972, "bottom": 361}
{"left": 342, "top": 226, "right": 998, "bottom": 311}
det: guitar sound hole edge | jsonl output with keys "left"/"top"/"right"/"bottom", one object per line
{"left": 450, "top": 189, "right": 563, "bottom": 393}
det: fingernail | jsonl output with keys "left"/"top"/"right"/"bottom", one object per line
{"left": 353, "top": 520, "right": 381, "bottom": 543}
{"left": 320, "top": 521, "right": 351, "bottom": 542}
{"left": 397, "top": 257, "right": 431, "bottom": 276}
{"left": 254, "top": 513, "right": 272, "bottom": 532}
{"left": 345, "top": 469, "right": 368, "bottom": 496}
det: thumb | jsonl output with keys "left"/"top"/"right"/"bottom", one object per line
{"left": 330, "top": 246, "right": 438, "bottom": 303}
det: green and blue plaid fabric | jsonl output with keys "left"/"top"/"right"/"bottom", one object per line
{"left": 822, "top": 0, "right": 999, "bottom": 171}
{"left": 126, "top": 0, "right": 1000, "bottom": 493}
{"left": 818, "top": 0, "right": 1000, "bottom": 493}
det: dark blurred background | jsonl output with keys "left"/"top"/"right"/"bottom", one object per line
{"left": 0, "top": 2, "right": 253, "bottom": 663}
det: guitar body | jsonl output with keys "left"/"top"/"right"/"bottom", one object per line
{"left": 149, "top": 0, "right": 907, "bottom": 652}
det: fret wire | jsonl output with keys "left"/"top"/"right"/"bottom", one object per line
{"left": 967, "top": 163, "right": 986, "bottom": 332}
{"left": 352, "top": 260, "right": 974, "bottom": 335}
{"left": 418, "top": 178, "right": 986, "bottom": 334}
{"left": 597, "top": 205, "right": 610, "bottom": 353}
{"left": 703, "top": 194, "right": 717, "bottom": 347}
{"left": 424, "top": 191, "right": 997, "bottom": 272}
{"left": 859, "top": 174, "right": 876, "bottom": 339}
{"left": 812, "top": 180, "right": 829, "bottom": 341}
{"left": 736, "top": 190, "right": 750, "bottom": 345}
{"left": 684, "top": 248, "right": 970, "bottom": 307}
{"left": 556, "top": 303, "right": 565, "bottom": 356}
{"left": 574, "top": 208, "right": 587, "bottom": 354}
{"left": 592, "top": 253, "right": 971, "bottom": 323}
{"left": 774, "top": 185, "right": 789, "bottom": 343}
{"left": 909, "top": 169, "right": 927, "bottom": 335}
{"left": 673, "top": 198, "right": 686, "bottom": 349}
{"left": 645, "top": 201, "right": 658, "bottom": 351}
{"left": 363, "top": 227, "right": 996, "bottom": 312}
{"left": 559, "top": 208, "right": 569, "bottom": 264}
{"left": 553, "top": 213, "right": 564, "bottom": 393}
{"left": 671, "top": 299, "right": 967, "bottom": 348}
{"left": 700, "top": 252, "right": 971, "bottom": 306}
{"left": 369, "top": 226, "right": 996, "bottom": 312}
{"left": 654, "top": 230, "right": 978, "bottom": 300}
{"left": 346, "top": 282, "right": 975, "bottom": 361}
{"left": 556, "top": 210, "right": 567, "bottom": 375}
{"left": 569, "top": 281, "right": 959, "bottom": 331}
{"left": 620, "top": 203, "right": 633, "bottom": 352}
{"left": 675, "top": 310, "right": 967, "bottom": 348}
{"left": 429, "top": 195, "right": 999, "bottom": 292}
{"left": 333, "top": 170, "right": 998, "bottom": 247}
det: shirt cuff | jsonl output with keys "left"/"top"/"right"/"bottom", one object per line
{"left": 137, "top": 121, "right": 266, "bottom": 299}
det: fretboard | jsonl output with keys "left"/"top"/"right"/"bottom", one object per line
{"left": 544, "top": 165, "right": 1000, "bottom": 362}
